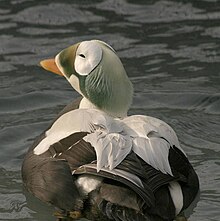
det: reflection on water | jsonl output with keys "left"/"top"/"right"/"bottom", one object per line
{"left": 0, "top": 0, "right": 219, "bottom": 220}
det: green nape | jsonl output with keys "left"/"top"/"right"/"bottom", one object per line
{"left": 83, "top": 44, "right": 133, "bottom": 118}
{"left": 57, "top": 43, "right": 80, "bottom": 78}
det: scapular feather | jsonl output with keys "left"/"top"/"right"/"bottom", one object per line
{"left": 34, "top": 108, "right": 184, "bottom": 176}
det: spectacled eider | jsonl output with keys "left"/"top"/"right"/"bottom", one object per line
{"left": 22, "top": 40, "right": 199, "bottom": 221}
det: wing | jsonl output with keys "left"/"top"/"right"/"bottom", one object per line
{"left": 22, "top": 149, "right": 83, "bottom": 211}
{"left": 27, "top": 96, "right": 98, "bottom": 172}
{"left": 43, "top": 132, "right": 96, "bottom": 171}
{"left": 33, "top": 107, "right": 133, "bottom": 173}
{"left": 122, "top": 115, "right": 186, "bottom": 176}
{"left": 168, "top": 145, "right": 199, "bottom": 208}
{"left": 74, "top": 152, "right": 178, "bottom": 221}
{"left": 22, "top": 97, "right": 93, "bottom": 210}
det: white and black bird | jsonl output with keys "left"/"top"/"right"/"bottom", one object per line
{"left": 22, "top": 40, "right": 199, "bottom": 221}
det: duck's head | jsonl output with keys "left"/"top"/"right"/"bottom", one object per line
{"left": 40, "top": 40, "right": 133, "bottom": 118}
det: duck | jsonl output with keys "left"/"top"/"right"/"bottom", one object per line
{"left": 22, "top": 40, "right": 199, "bottom": 221}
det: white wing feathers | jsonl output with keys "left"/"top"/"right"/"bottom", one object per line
{"left": 34, "top": 109, "right": 98, "bottom": 155}
{"left": 122, "top": 115, "right": 183, "bottom": 176}
{"left": 33, "top": 109, "right": 184, "bottom": 176}
{"left": 132, "top": 137, "right": 172, "bottom": 175}
{"left": 84, "top": 132, "right": 132, "bottom": 171}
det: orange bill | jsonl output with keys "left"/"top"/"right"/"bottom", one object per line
{"left": 40, "top": 59, "right": 63, "bottom": 76}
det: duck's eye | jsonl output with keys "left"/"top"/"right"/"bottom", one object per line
{"left": 79, "top": 54, "right": 85, "bottom": 58}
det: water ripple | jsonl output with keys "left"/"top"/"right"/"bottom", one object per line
{"left": 13, "top": 3, "right": 105, "bottom": 25}
{"left": 0, "top": 91, "right": 72, "bottom": 114}
{"left": 95, "top": 0, "right": 220, "bottom": 23}
{"left": 133, "top": 92, "right": 220, "bottom": 114}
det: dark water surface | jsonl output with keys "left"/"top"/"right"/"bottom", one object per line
{"left": 0, "top": 0, "right": 220, "bottom": 220}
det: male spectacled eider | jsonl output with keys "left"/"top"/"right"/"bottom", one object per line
{"left": 22, "top": 40, "right": 199, "bottom": 221}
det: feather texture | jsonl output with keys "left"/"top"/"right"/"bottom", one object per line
{"left": 34, "top": 109, "right": 185, "bottom": 176}
{"left": 84, "top": 131, "right": 132, "bottom": 171}
{"left": 24, "top": 98, "right": 199, "bottom": 221}
{"left": 122, "top": 115, "right": 184, "bottom": 175}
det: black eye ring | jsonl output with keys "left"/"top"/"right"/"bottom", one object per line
{"left": 79, "top": 54, "right": 85, "bottom": 58}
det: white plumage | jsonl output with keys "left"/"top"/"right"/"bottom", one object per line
{"left": 75, "top": 41, "right": 102, "bottom": 76}
{"left": 122, "top": 115, "right": 184, "bottom": 175}
{"left": 168, "top": 181, "right": 184, "bottom": 215}
{"left": 75, "top": 174, "right": 103, "bottom": 196}
{"left": 34, "top": 108, "right": 184, "bottom": 176}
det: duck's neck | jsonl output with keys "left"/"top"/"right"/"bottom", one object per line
{"left": 79, "top": 97, "right": 97, "bottom": 110}
{"left": 79, "top": 97, "right": 127, "bottom": 119}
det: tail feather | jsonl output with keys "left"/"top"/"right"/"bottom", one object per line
{"left": 98, "top": 200, "right": 151, "bottom": 221}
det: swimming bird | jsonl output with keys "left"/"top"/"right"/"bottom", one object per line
{"left": 22, "top": 40, "right": 199, "bottom": 221}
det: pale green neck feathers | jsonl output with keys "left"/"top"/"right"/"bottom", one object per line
{"left": 83, "top": 44, "right": 133, "bottom": 118}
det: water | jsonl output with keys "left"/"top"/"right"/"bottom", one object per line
{"left": 0, "top": 0, "right": 219, "bottom": 220}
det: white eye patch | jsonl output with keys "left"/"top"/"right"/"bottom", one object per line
{"left": 75, "top": 41, "right": 102, "bottom": 76}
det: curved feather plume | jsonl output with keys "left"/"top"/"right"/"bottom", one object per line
{"left": 34, "top": 109, "right": 184, "bottom": 176}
